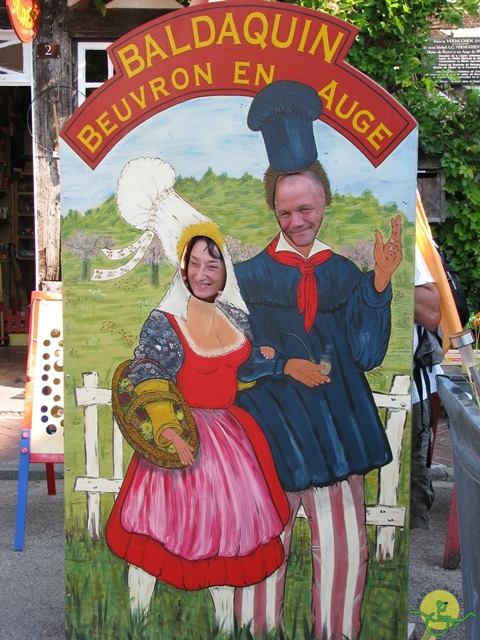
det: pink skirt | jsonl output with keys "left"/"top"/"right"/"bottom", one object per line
{"left": 120, "top": 407, "right": 284, "bottom": 561}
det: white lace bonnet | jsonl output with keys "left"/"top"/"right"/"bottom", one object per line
{"left": 91, "top": 157, "right": 248, "bottom": 316}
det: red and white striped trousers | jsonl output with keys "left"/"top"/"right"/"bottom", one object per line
{"left": 235, "top": 474, "right": 368, "bottom": 640}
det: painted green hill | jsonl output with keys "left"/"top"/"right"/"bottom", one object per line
{"left": 61, "top": 168, "right": 413, "bottom": 261}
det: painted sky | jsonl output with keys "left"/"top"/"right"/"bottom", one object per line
{"left": 61, "top": 95, "right": 418, "bottom": 221}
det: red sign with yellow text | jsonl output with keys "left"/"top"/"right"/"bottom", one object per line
{"left": 6, "top": 0, "right": 41, "bottom": 44}
{"left": 61, "top": 0, "right": 416, "bottom": 169}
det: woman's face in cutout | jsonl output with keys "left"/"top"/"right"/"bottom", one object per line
{"left": 186, "top": 238, "right": 226, "bottom": 303}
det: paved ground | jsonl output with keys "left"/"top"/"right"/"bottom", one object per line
{"left": 0, "top": 346, "right": 466, "bottom": 639}
{"left": 0, "top": 478, "right": 65, "bottom": 640}
{"left": 0, "top": 346, "right": 27, "bottom": 466}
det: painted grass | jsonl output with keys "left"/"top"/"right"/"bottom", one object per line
{"left": 65, "top": 516, "right": 408, "bottom": 639}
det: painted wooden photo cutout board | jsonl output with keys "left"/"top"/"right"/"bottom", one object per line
{"left": 60, "top": 2, "right": 417, "bottom": 639}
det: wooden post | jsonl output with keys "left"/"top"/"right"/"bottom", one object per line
{"left": 31, "top": 0, "right": 72, "bottom": 287}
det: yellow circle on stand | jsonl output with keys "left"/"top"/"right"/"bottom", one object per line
{"left": 420, "top": 590, "right": 460, "bottom": 631}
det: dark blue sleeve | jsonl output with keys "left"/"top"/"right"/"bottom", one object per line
{"left": 238, "top": 346, "right": 288, "bottom": 382}
{"left": 345, "top": 271, "right": 392, "bottom": 370}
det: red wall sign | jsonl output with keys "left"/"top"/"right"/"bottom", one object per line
{"left": 6, "top": 0, "right": 41, "bottom": 44}
{"left": 61, "top": 0, "right": 417, "bottom": 169}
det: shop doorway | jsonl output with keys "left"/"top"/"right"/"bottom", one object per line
{"left": 0, "top": 85, "right": 35, "bottom": 319}
{"left": 1, "top": 30, "right": 34, "bottom": 337}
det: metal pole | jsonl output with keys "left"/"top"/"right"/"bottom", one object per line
{"left": 449, "top": 330, "right": 480, "bottom": 404}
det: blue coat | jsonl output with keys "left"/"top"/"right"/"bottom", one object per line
{"left": 234, "top": 244, "right": 393, "bottom": 492}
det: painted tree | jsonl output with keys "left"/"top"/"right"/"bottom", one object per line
{"left": 63, "top": 231, "right": 114, "bottom": 280}
{"left": 339, "top": 239, "right": 375, "bottom": 274}
{"left": 141, "top": 235, "right": 166, "bottom": 286}
{"left": 225, "top": 236, "right": 259, "bottom": 264}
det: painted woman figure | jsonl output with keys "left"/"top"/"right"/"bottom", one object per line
{"left": 96, "top": 158, "right": 288, "bottom": 631}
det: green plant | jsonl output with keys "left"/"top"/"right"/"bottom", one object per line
{"left": 468, "top": 311, "right": 480, "bottom": 352}
{"left": 290, "top": 0, "right": 480, "bottom": 311}
{"left": 428, "top": 89, "right": 480, "bottom": 312}
{"left": 93, "top": 0, "right": 107, "bottom": 17}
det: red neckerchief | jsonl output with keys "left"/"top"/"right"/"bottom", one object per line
{"left": 266, "top": 234, "right": 333, "bottom": 334}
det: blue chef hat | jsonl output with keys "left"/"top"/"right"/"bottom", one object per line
{"left": 247, "top": 81, "right": 322, "bottom": 173}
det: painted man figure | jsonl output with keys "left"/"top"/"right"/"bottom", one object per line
{"left": 234, "top": 81, "right": 402, "bottom": 640}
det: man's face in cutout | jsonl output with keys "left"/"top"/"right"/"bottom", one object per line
{"left": 275, "top": 172, "right": 326, "bottom": 256}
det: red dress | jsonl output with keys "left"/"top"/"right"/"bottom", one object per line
{"left": 106, "top": 316, "right": 289, "bottom": 590}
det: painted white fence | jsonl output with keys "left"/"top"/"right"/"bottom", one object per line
{"left": 368, "top": 374, "right": 411, "bottom": 560}
{"left": 74, "top": 372, "right": 411, "bottom": 557}
{"left": 74, "top": 372, "right": 122, "bottom": 540}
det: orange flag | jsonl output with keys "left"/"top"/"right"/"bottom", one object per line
{"left": 416, "top": 190, "right": 463, "bottom": 352}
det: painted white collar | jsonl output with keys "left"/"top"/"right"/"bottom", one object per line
{"left": 277, "top": 233, "right": 331, "bottom": 258}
